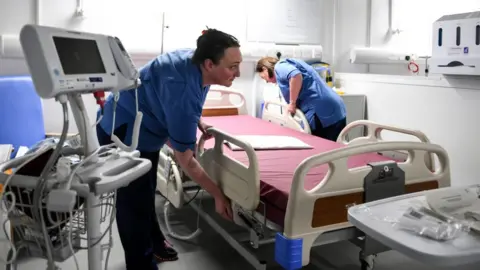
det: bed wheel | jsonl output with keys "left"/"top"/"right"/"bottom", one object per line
{"left": 359, "top": 251, "right": 376, "bottom": 270}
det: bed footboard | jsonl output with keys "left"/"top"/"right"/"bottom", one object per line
{"left": 282, "top": 141, "right": 450, "bottom": 267}
{"left": 337, "top": 120, "right": 430, "bottom": 145}
{"left": 196, "top": 128, "right": 260, "bottom": 211}
{"left": 338, "top": 120, "right": 434, "bottom": 169}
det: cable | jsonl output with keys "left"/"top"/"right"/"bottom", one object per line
{"left": 0, "top": 103, "right": 69, "bottom": 266}
{"left": 70, "top": 92, "right": 105, "bottom": 145}
{"left": 0, "top": 100, "right": 68, "bottom": 265}
{"left": 111, "top": 86, "right": 143, "bottom": 152}
{"left": 71, "top": 200, "right": 116, "bottom": 249}
{"left": 183, "top": 188, "right": 201, "bottom": 206}
{"left": 93, "top": 91, "right": 105, "bottom": 127}
{"left": 103, "top": 192, "right": 117, "bottom": 270}
{"left": 162, "top": 161, "right": 202, "bottom": 241}
{"left": 3, "top": 89, "right": 124, "bottom": 270}
{"left": 64, "top": 143, "right": 114, "bottom": 191}
{"left": 32, "top": 95, "right": 70, "bottom": 268}
{"left": 408, "top": 61, "right": 419, "bottom": 74}
{"left": 4, "top": 89, "right": 136, "bottom": 268}
{"left": 68, "top": 208, "right": 80, "bottom": 270}
{"left": 3, "top": 217, "right": 28, "bottom": 270}
{"left": 0, "top": 192, "right": 18, "bottom": 266}
{"left": 0, "top": 145, "right": 54, "bottom": 265}
{"left": 163, "top": 200, "right": 201, "bottom": 241}
{"left": 57, "top": 91, "right": 115, "bottom": 268}
{"left": 65, "top": 197, "right": 117, "bottom": 270}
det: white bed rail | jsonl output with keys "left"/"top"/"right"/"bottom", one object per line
{"left": 157, "top": 88, "right": 247, "bottom": 208}
{"left": 337, "top": 120, "right": 430, "bottom": 145}
{"left": 338, "top": 120, "right": 434, "bottom": 170}
{"left": 262, "top": 100, "right": 311, "bottom": 134}
{"left": 156, "top": 149, "right": 184, "bottom": 208}
{"left": 196, "top": 128, "right": 260, "bottom": 211}
{"left": 284, "top": 141, "right": 450, "bottom": 266}
{"left": 204, "top": 88, "right": 247, "bottom": 114}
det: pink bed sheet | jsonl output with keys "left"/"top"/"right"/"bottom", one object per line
{"left": 200, "top": 115, "right": 392, "bottom": 227}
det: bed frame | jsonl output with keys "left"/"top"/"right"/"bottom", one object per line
{"left": 157, "top": 89, "right": 451, "bottom": 270}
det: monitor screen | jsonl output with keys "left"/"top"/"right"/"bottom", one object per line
{"left": 53, "top": 36, "right": 107, "bottom": 75}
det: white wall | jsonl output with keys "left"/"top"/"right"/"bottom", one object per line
{"left": 0, "top": 0, "right": 332, "bottom": 133}
{"left": 2, "top": 0, "right": 251, "bottom": 133}
{"left": 1, "top": 0, "right": 479, "bottom": 185}
{"left": 334, "top": 0, "right": 480, "bottom": 186}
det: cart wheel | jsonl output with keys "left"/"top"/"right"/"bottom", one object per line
{"left": 359, "top": 251, "right": 376, "bottom": 270}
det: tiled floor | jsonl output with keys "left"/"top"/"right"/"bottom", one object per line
{"left": 6, "top": 196, "right": 480, "bottom": 270}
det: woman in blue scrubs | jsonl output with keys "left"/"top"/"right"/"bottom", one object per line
{"left": 256, "top": 56, "right": 346, "bottom": 141}
{"left": 97, "top": 29, "right": 242, "bottom": 270}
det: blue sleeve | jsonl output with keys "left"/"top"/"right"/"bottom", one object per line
{"left": 274, "top": 61, "right": 301, "bottom": 81}
{"left": 163, "top": 82, "right": 201, "bottom": 152}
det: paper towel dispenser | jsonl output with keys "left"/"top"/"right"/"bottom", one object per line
{"left": 430, "top": 11, "right": 480, "bottom": 76}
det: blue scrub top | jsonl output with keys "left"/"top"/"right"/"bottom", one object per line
{"left": 98, "top": 49, "right": 210, "bottom": 152}
{"left": 274, "top": 58, "right": 346, "bottom": 130}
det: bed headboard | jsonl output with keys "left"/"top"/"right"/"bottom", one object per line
{"left": 202, "top": 88, "right": 247, "bottom": 117}
{"left": 262, "top": 100, "right": 311, "bottom": 134}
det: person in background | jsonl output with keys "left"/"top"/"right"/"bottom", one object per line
{"left": 255, "top": 56, "right": 346, "bottom": 141}
{"left": 96, "top": 29, "right": 242, "bottom": 270}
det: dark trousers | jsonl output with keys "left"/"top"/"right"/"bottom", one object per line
{"left": 97, "top": 124, "right": 164, "bottom": 270}
{"left": 311, "top": 116, "right": 347, "bottom": 142}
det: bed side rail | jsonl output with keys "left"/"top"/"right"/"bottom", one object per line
{"left": 196, "top": 128, "right": 260, "bottom": 211}
{"left": 262, "top": 100, "right": 311, "bottom": 134}
{"left": 284, "top": 141, "right": 450, "bottom": 236}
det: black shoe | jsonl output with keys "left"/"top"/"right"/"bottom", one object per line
{"left": 164, "top": 240, "right": 178, "bottom": 256}
{"left": 153, "top": 241, "right": 178, "bottom": 263}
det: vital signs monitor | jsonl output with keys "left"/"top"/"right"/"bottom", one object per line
{"left": 20, "top": 24, "right": 143, "bottom": 155}
{"left": 20, "top": 24, "right": 140, "bottom": 99}
{"left": 1, "top": 24, "right": 152, "bottom": 270}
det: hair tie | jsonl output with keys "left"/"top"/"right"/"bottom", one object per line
{"left": 201, "top": 26, "right": 210, "bottom": 35}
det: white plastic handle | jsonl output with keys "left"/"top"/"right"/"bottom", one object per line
{"left": 264, "top": 100, "right": 311, "bottom": 134}
{"left": 204, "top": 88, "right": 246, "bottom": 109}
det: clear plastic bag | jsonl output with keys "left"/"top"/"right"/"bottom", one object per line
{"left": 353, "top": 199, "right": 472, "bottom": 242}
{"left": 394, "top": 205, "right": 469, "bottom": 241}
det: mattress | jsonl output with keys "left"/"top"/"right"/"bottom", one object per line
{"left": 200, "top": 115, "right": 393, "bottom": 227}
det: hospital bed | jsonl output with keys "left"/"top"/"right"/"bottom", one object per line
{"left": 157, "top": 89, "right": 450, "bottom": 270}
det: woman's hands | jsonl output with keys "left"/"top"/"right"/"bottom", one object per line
{"left": 214, "top": 193, "right": 233, "bottom": 220}
{"left": 198, "top": 119, "right": 213, "bottom": 140}
{"left": 287, "top": 102, "right": 297, "bottom": 115}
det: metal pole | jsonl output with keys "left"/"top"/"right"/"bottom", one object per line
{"left": 160, "top": 12, "right": 166, "bottom": 54}
{"left": 86, "top": 194, "right": 102, "bottom": 270}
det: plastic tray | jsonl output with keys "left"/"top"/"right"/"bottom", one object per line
{"left": 348, "top": 189, "right": 480, "bottom": 267}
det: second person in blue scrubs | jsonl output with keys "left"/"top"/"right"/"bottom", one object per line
{"left": 256, "top": 56, "right": 347, "bottom": 141}
{"left": 96, "top": 29, "right": 242, "bottom": 270}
